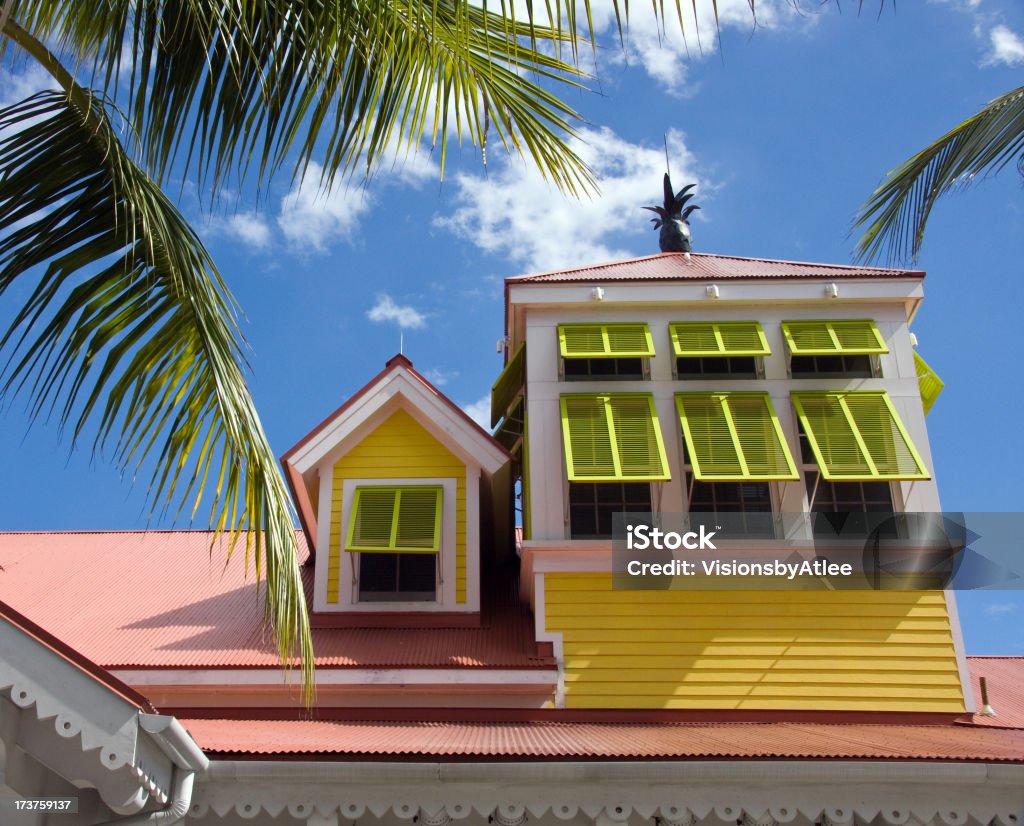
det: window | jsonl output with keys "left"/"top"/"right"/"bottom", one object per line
{"left": 675, "top": 392, "right": 793, "bottom": 540}
{"left": 559, "top": 323, "right": 653, "bottom": 382}
{"left": 569, "top": 482, "right": 651, "bottom": 539}
{"left": 804, "top": 472, "right": 896, "bottom": 539}
{"left": 671, "top": 321, "right": 769, "bottom": 380}
{"left": 790, "top": 354, "right": 873, "bottom": 378}
{"left": 560, "top": 393, "right": 671, "bottom": 482}
{"left": 688, "top": 477, "right": 775, "bottom": 539}
{"left": 491, "top": 342, "right": 525, "bottom": 427}
{"left": 359, "top": 553, "right": 437, "bottom": 602}
{"left": 677, "top": 356, "right": 758, "bottom": 379}
{"left": 675, "top": 393, "right": 798, "bottom": 481}
{"left": 782, "top": 320, "right": 887, "bottom": 378}
{"left": 791, "top": 391, "right": 929, "bottom": 481}
{"left": 914, "top": 351, "right": 944, "bottom": 415}
{"left": 564, "top": 357, "right": 645, "bottom": 380}
{"left": 346, "top": 485, "right": 443, "bottom": 602}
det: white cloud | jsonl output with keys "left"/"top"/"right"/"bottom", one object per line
{"left": 462, "top": 395, "right": 491, "bottom": 430}
{"left": 559, "top": 0, "right": 792, "bottom": 92}
{"left": 227, "top": 212, "right": 272, "bottom": 247}
{"left": 984, "top": 601, "right": 1018, "bottom": 617}
{"left": 422, "top": 368, "right": 459, "bottom": 387}
{"left": 436, "top": 126, "right": 703, "bottom": 272}
{"left": 277, "top": 162, "right": 373, "bottom": 252}
{"left": 206, "top": 211, "right": 272, "bottom": 249}
{"left": 0, "top": 63, "right": 58, "bottom": 109}
{"left": 276, "top": 144, "right": 439, "bottom": 253}
{"left": 986, "top": 25, "right": 1024, "bottom": 66}
{"left": 367, "top": 294, "right": 427, "bottom": 329}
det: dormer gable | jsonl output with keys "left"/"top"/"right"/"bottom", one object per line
{"left": 281, "top": 355, "right": 511, "bottom": 626}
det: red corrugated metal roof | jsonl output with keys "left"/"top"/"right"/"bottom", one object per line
{"left": 0, "top": 599, "right": 157, "bottom": 713}
{"left": 507, "top": 252, "right": 925, "bottom": 283}
{"left": 0, "top": 531, "right": 549, "bottom": 669}
{"left": 180, "top": 718, "right": 1024, "bottom": 762}
{"left": 958, "top": 657, "right": 1024, "bottom": 730}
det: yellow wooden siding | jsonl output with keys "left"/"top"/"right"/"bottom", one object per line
{"left": 544, "top": 573, "right": 965, "bottom": 712}
{"left": 328, "top": 409, "right": 466, "bottom": 603}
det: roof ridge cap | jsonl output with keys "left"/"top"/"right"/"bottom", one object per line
{"left": 506, "top": 251, "right": 671, "bottom": 281}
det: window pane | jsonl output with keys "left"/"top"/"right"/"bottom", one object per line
{"left": 398, "top": 553, "right": 437, "bottom": 593}
{"left": 677, "top": 356, "right": 757, "bottom": 379}
{"left": 569, "top": 482, "right": 651, "bottom": 539}
{"left": 791, "top": 354, "right": 874, "bottom": 379}
{"left": 563, "top": 357, "right": 644, "bottom": 381}
{"left": 359, "top": 553, "right": 398, "bottom": 593}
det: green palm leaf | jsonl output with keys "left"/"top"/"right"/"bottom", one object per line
{"left": 0, "top": 89, "right": 314, "bottom": 696}
{"left": 13, "top": 0, "right": 600, "bottom": 194}
{"left": 854, "top": 85, "right": 1024, "bottom": 264}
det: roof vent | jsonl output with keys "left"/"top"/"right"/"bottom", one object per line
{"left": 979, "top": 676, "right": 997, "bottom": 717}
{"left": 644, "top": 173, "right": 700, "bottom": 253}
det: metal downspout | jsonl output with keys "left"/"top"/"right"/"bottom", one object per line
{"left": 99, "top": 714, "right": 209, "bottom": 826}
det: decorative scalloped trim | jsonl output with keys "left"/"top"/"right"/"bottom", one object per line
{"left": 183, "top": 800, "right": 1019, "bottom": 824}
{"left": 0, "top": 679, "right": 163, "bottom": 812}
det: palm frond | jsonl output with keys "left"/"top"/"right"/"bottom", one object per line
{"left": 0, "top": 90, "right": 314, "bottom": 697}
{"left": 854, "top": 85, "right": 1024, "bottom": 264}
{"left": 13, "top": 0, "right": 600, "bottom": 195}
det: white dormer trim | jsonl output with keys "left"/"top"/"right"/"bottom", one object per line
{"left": 288, "top": 365, "right": 507, "bottom": 477}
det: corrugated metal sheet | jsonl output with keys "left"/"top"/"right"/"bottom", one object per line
{"left": 0, "top": 599, "right": 157, "bottom": 712}
{"left": 180, "top": 719, "right": 1024, "bottom": 762}
{"left": 0, "top": 532, "right": 548, "bottom": 669}
{"left": 959, "top": 657, "right": 1024, "bottom": 730}
{"left": 507, "top": 252, "right": 924, "bottom": 284}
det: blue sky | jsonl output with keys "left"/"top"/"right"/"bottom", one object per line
{"left": 1, "top": 1, "right": 1022, "bottom": 654}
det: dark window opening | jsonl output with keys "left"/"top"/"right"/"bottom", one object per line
{"left": 676, "top": 356, "right": 758, "bottom": 379}
{"left": 563, "top": 357, "right": 645, "bottom": 381}
{"left": 569, "top": 482, "right": 651, "bottom": 539}
{"left": 805, "top": 472, "right": 896, "bottom": 537}
{"left": 687, "top": 477, "right": 775, "bottom": 539}
{"left": 358, "top": 553, "right": 437, "bottom": 602}
{"left": 790, "top": 354, "right": 874, "bottom": 378}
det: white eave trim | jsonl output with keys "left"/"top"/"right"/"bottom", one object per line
{"left": 112, "top": 668, "right": 557, "bottom": 688}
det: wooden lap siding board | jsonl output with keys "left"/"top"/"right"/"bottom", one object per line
{"left": 544, "top": 573, "right": 965, "bottom": 712}
{"left": 328, "top": 409, "right": 467, "bottom": 603}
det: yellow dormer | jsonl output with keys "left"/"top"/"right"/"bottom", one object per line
{"left": 281, "top": 355, "right": 511, "bottom": 627}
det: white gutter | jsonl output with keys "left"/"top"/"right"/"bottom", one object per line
{"left": 206, "top": 759, "right": 1024, "bottom": 785}
{"left": 99, "top": 714, "right": 209, "bottom": 826}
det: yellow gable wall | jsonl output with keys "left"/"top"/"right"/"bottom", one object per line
{"left": 544, "top": 573, "right": 965, "bottom": 712}
{"left": 327, "top": 408, "right": 467, "bottom": 604}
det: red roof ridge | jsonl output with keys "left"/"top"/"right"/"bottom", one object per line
{"left": 506, "top": 250, "right": 925, "bottom": 282}
{"left": 506, "top": 251, "right": 668, "bottom": 282}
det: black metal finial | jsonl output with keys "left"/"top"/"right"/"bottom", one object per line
{"left": 643, "top": 173, "right": 700, "bottom": 253}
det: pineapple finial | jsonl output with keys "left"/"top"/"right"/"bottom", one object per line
{"left": 643, "top": 173, "right": 700, "bottom": 253}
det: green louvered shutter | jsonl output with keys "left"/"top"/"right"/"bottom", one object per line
{"left": 559, "top": 323, "right": 655, "bottom": 358}
{"left": 670, "top": 322, "right": 770, "bottom": 357}
{"left": 346, "top": 486, "right": 443, "bottom": 553}
{"left": 782, "top": 320, "right": 888, "bottom": 355}
{"left": 792, "top": 392, "right": 929, "bottom": 481}
{"left": 491, "top": 343, "right": 526, "bottom": 427}
{"left": 560, "top": 394, "right": 670, "bottom": 481}
{"left": 677, "top": 393, "right": 798, "bottom": 481}
{"left": 914, "top": 352, "right": 945, "bottom": 415}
